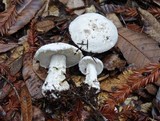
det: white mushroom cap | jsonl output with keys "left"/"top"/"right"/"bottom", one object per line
{"left": 79, "top": 56, "right": 103, "bottom": 75}
{"left": 34, "top": 43, "right": 83, "bottom": 68}
{"left": 69, "top": 13, "right": 118, "bottom": 53}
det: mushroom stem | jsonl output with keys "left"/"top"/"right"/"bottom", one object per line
{"left": 42, "top": 55, "right": 70, "bottom": 98}
{"left": 85, "top": 63, "right": 100, "bottom": 90}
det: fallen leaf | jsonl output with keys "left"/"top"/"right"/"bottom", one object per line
{"left": 116, "top": 27, "right": 160, "bottom": 68}
{"left": 145, "top": 84, "right": 157, "bottom": 95}
{"left": 22, "top": 53, "right": 43, "bottom": 99}
{"left": 5, "top": 46, "right": 24, "bottom": 76}
{"left": 7, "top": 0, "right": 45, "bottom": 35}
{"left": 67, "top": 0, "right": 85, "bottom": 15}
{"left": 140, "top": 103, "right": 152, "bottom": 113}
{"left": 0, "top": 5, "right": 17, "bottom": 35}
{"left": 85, "top": 5, "right": 96, "bottom": 13}
{"left": 0, "top": 43, "right": 17, "bottom": 54}
{"left": 32, "top": 59, "right": 47, "bottom": 81}
{"left": 20, "top": 85, "right": 32, "bottom": 121}
{"left": 35, "top": 19, "right": 55, "bottom": 33}
{"left": 103, "top": 54, "right": 126, "bottom": 71}
{"left": 48, "top": 5, "right": 60, "bottom": 16}
{"left": 106, "top": 13, "right": 123, "bottom": 29}
{"left": 138, "top": 8, "right": 160, "bottom": 43}
{"left": 8, "top": 56, "right": 23, "bottom": 76}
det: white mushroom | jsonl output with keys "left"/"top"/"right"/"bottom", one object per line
{"left": 79, "top": 56, "right": 103, "bottom": 90}
{"left": 34, "top": 43, "right": 83, "bottom": 98}
{"left": 69, "top": 13, "right": 118, "bottom": 53}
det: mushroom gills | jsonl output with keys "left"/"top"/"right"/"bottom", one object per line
{"left": 42, "top": 55, "right": 70, "bottom": 98}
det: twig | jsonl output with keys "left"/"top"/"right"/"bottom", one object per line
{"left": 1, "top": 76, "right": 20, "bottom": 101}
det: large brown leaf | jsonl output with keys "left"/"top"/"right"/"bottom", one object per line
{"left": 138, "top": 8, "right": 160, "bottom": 43}
{"left": 117, "top": 27, "right": 160, "bottom": 68}
{"left": 0, "top": 43, "right": 18, "bottom": 53}
{"left": 7, "top": 0, "right": 45, "bottom": 35}
{"left": 22, "top": 53, "right": 43, "bottom": 99}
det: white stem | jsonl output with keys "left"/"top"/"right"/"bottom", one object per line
{"left": 42, "top": 55, "right": 70, "bottom": 98}
{"left": 84, "top": 63, "right": 100, "bottom": 90}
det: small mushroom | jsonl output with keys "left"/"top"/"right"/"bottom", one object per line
{"left": 69, "top": 13, "right": 118, "bottom": 53}
{"left": 34, "top": 43, "right": 83, "bottom": 98}
{"left": 79, "top": 56, "right": 103, "bottom": 90}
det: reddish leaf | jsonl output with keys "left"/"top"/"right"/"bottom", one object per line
{"left": 20, "top": 85, "right": 32, "bottom": 121}
{"left": 0, "top": 5, "right": 17, "bottom": 35}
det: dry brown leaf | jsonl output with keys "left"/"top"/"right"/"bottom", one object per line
{"left": 0, "top": 43, "right": 18, "bottom": 54}
{"left": 32, "top": 59, "right": 47, "bottom": 81}
{"left": 7, "top": 0, "right": 45, "bottom": 35}
{"left": 22, "top": 53, "right": 43, "bottom": 99}
{"left": 9, "top": 56, "right": 23, "bottom": 76}
{"left": 145, "top": 84, "right": 157, "bottom": 95}
{"left": 116, "top": 27, "right": 160, "bottom": 68}
{"left": 67, "top": 0, "right": 85, "bottom": 15}
{"left": 140, "top": 103, "right": 152, "bottom": 113}
{"left": 20, "top": 85, "right": 32, "bottom": 121}
{"left": 35, "top": 19, "right": 55, "bottom": 33}
{"left": 85, "top": 5, "right": 96, "bottom": 13}
{"left": 106, "top": 13, "right": 123, "bottom": 29}
{"left": 103, "top": 54, "right": 126, "bottom": 71}
{"left": 5, "top": 46, "right": 24, "bottom": 76}
{"left": 138, "top": 8, "right": 160, "bottom": 43}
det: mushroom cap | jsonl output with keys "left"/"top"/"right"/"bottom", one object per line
{"left": 79, "top": 56, "right": 103, "bottom": 75}
{"left": 69, "top": 13, "right": 118, "bottom": 53}
{"left": 34, "top": 43, "right": 83, "bottom": 68}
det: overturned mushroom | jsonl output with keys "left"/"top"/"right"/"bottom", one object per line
{"left": 79, "top": 56, "right": 103, "bottom": 91}
{"left": 69, "top": 13, "right": 118, "bottom": 53}
{"left": 34, "top": 43, "right": 83, "bottom": 98}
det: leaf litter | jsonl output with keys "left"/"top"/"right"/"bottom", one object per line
{"left": 0, "top": 0, "right": 160, "bottom": 121}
